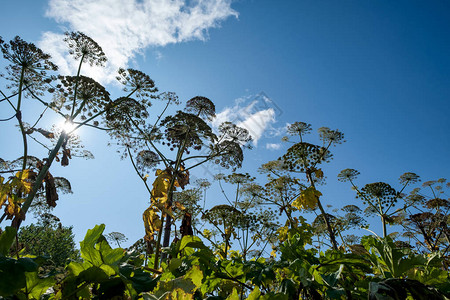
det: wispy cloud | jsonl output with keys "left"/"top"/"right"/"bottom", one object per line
{"left": 266, "top": 143, "right": 281, "bottom": 150}
{"left": 39, "top": 0, "right": 238, "bottom": 82}
{"left": 211, "top": 92, "right": 283, "bottom": 146}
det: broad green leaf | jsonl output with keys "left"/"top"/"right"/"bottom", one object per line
{"left": 0, "top": 257, "right": 36, "bottom": 296}
{"left": 0, "top": 257, "right": 26, "bottom": 296}
{"left": 0, "top": 226, "right": 16, "bottom": 256}
{"left": 171, "top": 288, "right": 195, "bottom": 300}
{"left": 321, "top": 264, "right": 344, "bottom": 287}
{"left": 24, "top": 272, "right": 55, "bottom": 300}
{"left": 152, "top": 277, "right": 197, "bottom": 299}
{"left": 67, "top": 261, "right": 90, "bottom": 276}
{"left": 227, "top": 288, "right": 239, "bottom": 300}
{"left": 260, "top": 293, "right": 288, "bottom": 300}
{"left": 179, "top": 235, "right": 207, "bottom": 251}
{"left": 169, "top": 257, "right": 183, "bottom": 272}
{"left": 80, "top": 224, "right": 105, "bottom": 266}
{"left": 78, "top": 266, "right": 109, "bottom": 283}
{"left": 185, "top": 265, "right": 203, "bottom": 289}
{"left": 120, "top": 264, "right": 158, "bottom": 294}
{"left": 97, "top": 239, "right": 125, "bottom": 266}
{"left": 247, "top": 286, "right": 261, "bottom": 300}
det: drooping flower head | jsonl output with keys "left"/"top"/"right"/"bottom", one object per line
{"left": 0, "top": 36, "right": 58, "bottom": 96}
{"left": 399, "top": 172, "right": 420, "bottom": 184}
{"left": 64, "top": 31, "right": 107, "bottom": 67}
{"left": 209, "top": 122, "right": 252, "bottom": 170}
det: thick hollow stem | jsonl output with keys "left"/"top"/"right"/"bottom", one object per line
{"left": 307, "top": 171, "right": 338, "bottom": 250}
{"left": 13, "top": 132, "right": 67, "bottom": 229}
{"left": 153, "top": 213, "right": 165, "bottom": 269}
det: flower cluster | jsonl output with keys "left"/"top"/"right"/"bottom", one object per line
{"left": 286, "top": 121, "right": 312, "bottom": 137}
{"left": 318, "top": 127, "right": 345, "bottom": 145}
{"left": 160, "top": 111, "right": 216, "bottom": 152}
{"left": 281, "top": 142, "right": 332, "bottom": 172}
{"left": 360, "top": 182, "right": 398, "bottom": 209}
{"left": 185, "top": 96, "right": 215, "bottom": 120}
{"left": 136, "top": 150, "right": 160, "bottom": 176}
{"left": 117, "top": 68, "right": 158, "bottom": 101}
{"left": 55, "top": 75, "right": 110, "bottom": 120}
{"left": 337, "top": 168, "right": 360, "bottom": 182}
{"left": 64, "top": 31, "right": 107, "bottom": 67}
{"left": 0, "top": 36, "right": 58, "bottom": 96}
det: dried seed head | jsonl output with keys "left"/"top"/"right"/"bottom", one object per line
{"left": 64, "top": 31, "right": 107, "bottom": 66}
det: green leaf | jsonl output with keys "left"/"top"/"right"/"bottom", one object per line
{"left": 0, "top": 226, "right": 16, "bottom": 256}
{"left": 247, "top": 286, "right": 261, "bottom": 300}
{"left": 260, "top": 293, "right": 288, "bottom": 300}
{"left": 168, "top": 257, "right": 183, "bottom": 272}
{"left": 369, "top": 278, "right": 446, "bottom": 300}
{"left": 151, "top": 277, "right": 197, "bottom": 299}
{"left": 179, "top": 235, "right": 207, "bottom": 251}
{"left": 24, "top": 272, "right": 55, "bottom": 300}
{"left": 0, "top": 257, "right": 37, "bottom": 296}
{"left": 80, "top": 224, "right": 105, "bottom": 266}
{"left": 185, "top": 265, "right": 203, "bottom": 289}
{"left": 78, "top": 266, "right": 109, "bottom": 283}
{"left": 67, "top": 261, "right": 90, "bottom": 276}
{"left": 0, "top": 257, "right": 26, "bottom": 296}
{"left": 226, "top": 288, "right": 240, "bottom": 300}
{"left": 321, "top": 264, "right": 344, "bottom": 287}
{"left": 120, "top": 264, "right": 158, "bottom": 294}
{"left": 97, "top": 238, "right": 124, "bottom": 266}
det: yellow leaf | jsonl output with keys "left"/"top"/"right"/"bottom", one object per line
{"left": 314, "top": 169, "right": 324, "bottom": 179}
{"left": 143, "top": 206, "right": 161, "bottom": 241}
{"left": 151, "top": 169, "right": 180, "bottom": 204}
{"left": 173, "top": 201, "right": 186, "bottom": 211}
{"left": 202, "top": 229, "right": 212, "bottom": 239}
{"left": 171, "top": 288, "right": 194, "bottom": 300}
{"left": 270, "top": 249, "right": 277, "bottom": 258}
{"left": 292, "top": 187, "right": 322, "bottom": 210}
{"left": 277, "top": 226, "right": 289, "bottom": 242}
{"left": 14, "top": 170, "right": 32, "bottom": 193}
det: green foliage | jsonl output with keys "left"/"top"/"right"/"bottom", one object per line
{"left": 17, "top": 222, "right": 79, "bottom": 269}
{"left": 1, "top": 32, "right": 449, "bottom": 299}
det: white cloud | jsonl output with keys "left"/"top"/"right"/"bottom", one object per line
{"left": 266, "top": 143, "right": 281, "bottom": 150}
{"left": 237, "top": 108, "right": 275, "bottom": 146}
{"left": 212, "top": 93, "right": 280, "bottom": 146}
{"left": 39, "top": 0, "right": 237, "bottom": 83}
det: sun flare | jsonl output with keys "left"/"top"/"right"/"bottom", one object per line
{"left": 57, "top": 120, "right": 77, "bottom": 134}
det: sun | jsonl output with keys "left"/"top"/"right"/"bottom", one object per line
{"left": 57, "top": 120, "right": 77, "bottom": 134}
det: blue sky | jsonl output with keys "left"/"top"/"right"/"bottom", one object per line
{"left": 1, "top": 0, "right": 449, "bottom": 245}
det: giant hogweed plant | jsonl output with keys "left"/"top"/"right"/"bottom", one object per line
{"left": 0, "top": 33, "right": 449, "bottom": 299}
{"left": 107, "top": 89, "right": 253, "bottom": 268}
{"left": 256, "top": 122, "right": 345, "bottom": 250}
{"left": 0, "top": 32, "right": 159, "bottom": 230}
{"left": 199, "top": 173, "right": 280, "bottom": 261}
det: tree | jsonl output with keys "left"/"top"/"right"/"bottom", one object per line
{"left": 15, "top": 213, "right": 80, "bottom": 270}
